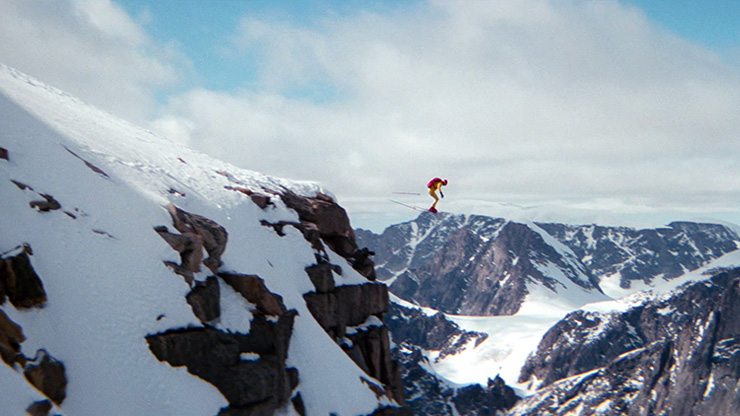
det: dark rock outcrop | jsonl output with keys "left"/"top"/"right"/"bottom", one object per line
{"left": 0, "top": 307, "right": 25, "bottom": 366}
{"left": 386, "top": 302, "right": 487, "bottom": 360}
{"left": 164, "top": 203, "right": 228, "bottom": 274}
{"left": 387, "top": 302, "right": 519, "bottom": 416}
{"left": 277, "top": 191, "right": 406, "bottom": 407}
{"left": 0, "top": 245, "right": 47, "bottom": 308}
{"left": 0, "top": 146, "right": 8, "bottom": 161}
{"left": 155, "top": 203, "right": 229, "bottom": 283}
{"left": 513, "top": 268, "right": 740, "bottom": 416}
{"left": 280, "top": 190, "right": 376, "bottom": 280}
{"left": 147, "top": 289, "right": 299, "bottom": 416}
{"left": 152, "top": 207, "right": 302, "bottom": 415}
{"left": 394, "top": 346, "right": 519, "bottom": 416}
{"left": 304, "top": 282, "right": 388, "bottom": 338}
{"left": 452, "top": 376, "right": 518, "bottom": 416}
{"left": 25, "top": 400, "right": 52, "bottom": 416}
{"left": 186, "top": 276, "right": 220, "bottom": 324}
{"left": 219, "top": 273, "right": 287, "bottom": 317}
{"left": 23, "top": 349, "right": 67, "bottom": 405}
{"left": 28, "top": 194, "right": 61, "bottom": 212}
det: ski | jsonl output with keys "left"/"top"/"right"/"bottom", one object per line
{"left": 389, "top": 199, "right": 427, "bottom": 212}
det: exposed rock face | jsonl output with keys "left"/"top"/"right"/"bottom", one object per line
{"left": 386, "top": 302, "right": 487, "bottom": 360}
{"left": 536, "top": 221, "right": 740, "bottom": 289}
{"left": 280, "top": 189, "right": 376, "bottom": 280}
{"left": 219, "top": 273, "right": 287, "bottom": 317}
{"left": 358, "top": 213, "right": 601, "bottom": 316}
{"left": 0, "top": 307, "right": 25, "bottom": 366}
{"left": 388, "top": 302, "right": 518, "bottom": 416}
{"left": 274, "top": 191, "right": 406, "bottom": 407}
{"left": 0, "top": 245, "right": 47, "bottom": 308}
{"left": 163, "top": 203, "right": 228, "bottom": 274}
{"left": 0, "top": 145, "right": 8, "bottom": 160}
{"left": 25, "top": 400, "right": 52, "bottom": 416}
{"left": 357, "top": 213, "right": 740, "bottom": 315}
{"left": 23, "top": 349, "right": 67, "bottom": 405}
{"left": 152, "top": 207, "right": 302, "bottom": 415}
{"left": 147, "top": 312, "right": 297, "bottom": 413}
{"left": 453, "top": 376, "right": 518, "bottom": 416}
{"left": 0, "top": 244, "right": 67, "bottom": 409}
{"left": 513, "top": 268, "right": 740, "bottom": 416}
{"left": 185, "top": 276, "right": 221, "bottom": 324}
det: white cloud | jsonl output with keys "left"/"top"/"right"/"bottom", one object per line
{"left": 152, "top": 0, "right": 740, "bottom": 227}
{"left": 0, "top": 0, "right": 184, "bottom": 123}
{"left": 1, "top": 0, "right": 738, "bottom": 227}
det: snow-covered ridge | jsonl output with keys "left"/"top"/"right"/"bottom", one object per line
{"left": 0, "top": 64, "right": 404, "bottom": 415}
{"left": 0, "top": 63, "right": 330, "bottom": 210}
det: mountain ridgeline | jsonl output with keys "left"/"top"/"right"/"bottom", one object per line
{"left": 356, "top": 212, "right": 740, "bottom": 315}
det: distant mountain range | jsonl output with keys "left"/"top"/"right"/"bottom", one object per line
{"left": 356, "top": 212, "right": 740, "bottom": 415}
{"left": 356, "top": 212, "right": 739, "bottom": 315}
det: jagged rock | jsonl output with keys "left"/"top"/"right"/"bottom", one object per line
{"left": 186, "top": 276, "right": 220, "bottom": 323}
{"left": 291, "top": 393, "right": 306, "bottom": 416}
{"left": 280, "top": 190, "right": 376, "bottom": 280}
{"left": 29, "top": 194, "right": 61, "bottom": 212}
{"left": 452, "top": 376, "right": 518, "bottom": 416}
{"left": 147, "top": 310, "right": 297, "bottom": 413}
{"left": 348, "top": 327, "right": 405, "bottom": 403}
{"left": 512, "top": 268, "right": 740, "bottom": 416}
{"left": 224, "top": 186, "right": 274, "bottom": 209}
{"left": 303, "top": 281, "right": 405, "bottom": 403}
{"left": 304, "top": 262, "right": 337, "bottom": 293}
{"left": 0, "top": 146, "right": 8, "bottom": 161}
{"left": 155, "top": 225, "right": 203, "bottom": 283}
{"left": 0, "top": 247, "right": 47, "bottom": 308}
{"left": 393, "top": 347, "right": 456, "bottom": 416}
{"left": 359, "top": 214, "right": 602, "bottom": 316}
{"left": 10, "top": 180, "right": 32, "bottom": 191}
{"left": 0, "top": 307, "right": 25, "bottom": 366}
{"left": 261, "top": 220, "right": 324, "bottom": 253}
{"left": 536, "top": 221, "right": 740, "bottom": 289}
{"left": 23, "top": 350, "right": 67, "bottom": 405}
{"left": 219, "top": 273, "right": 287, "bottom": 316}
{"left": 25, "top": 400, "right": 52, "bottom": 416}
{"left": 386, "top": 303, "right": 487, "bottom": 360}
{"left": 164, "top": 203, "right": 228, "bottom": 273}
{"left": 303, "top": 283, "right": 388, "bottom": 338}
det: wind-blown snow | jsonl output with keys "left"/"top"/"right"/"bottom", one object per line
{"left": 0, "top": 64, "right": 385, "bottom": 415}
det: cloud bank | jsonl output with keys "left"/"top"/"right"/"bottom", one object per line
{"left": 2, "top": 0, "right": 739, "bottom": 228}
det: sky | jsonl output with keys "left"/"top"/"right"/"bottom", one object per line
{"left": 1, "top": 0, "right": 739, "bottom": 232}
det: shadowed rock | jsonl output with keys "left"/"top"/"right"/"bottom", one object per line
{"left": 0, "top": 247, "right": 47, "bottom": 308}
{"left": 24, "top": 350, "right": 67, "bottom": 405}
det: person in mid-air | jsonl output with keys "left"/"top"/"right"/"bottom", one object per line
{"left": 427, "top": 177, "right": 448, "bottom": 213}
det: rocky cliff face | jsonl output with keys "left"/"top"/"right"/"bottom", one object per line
{"left": 1, "top": 64, "right": 411, "bottom": 415}
{"left": 357, "top": 212, "right": 605, "bottom": 317}
{"left": 357, "top": 213, "right": 740, "bottom": 316}
{"left": 1, "top": 245, "right": 67, "bottom": 414}
{"left": 387, "top": 302, "right": 517, "bottom": 416}
{"left": 538, "top": 221, "right": 740, "bottom": 290}
{"left": 513, "top": 267, "right": 740, "bottom": 416}
{"left": 143, "top": 192, "right": 409, "bottom": 415}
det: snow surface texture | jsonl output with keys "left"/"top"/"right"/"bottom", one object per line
{"left": 0, "top": 64, "right": 388, "bottom": 415}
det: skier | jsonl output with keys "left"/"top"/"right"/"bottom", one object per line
{"left": 427, "top": 177, "right": 448, "bottom": 213}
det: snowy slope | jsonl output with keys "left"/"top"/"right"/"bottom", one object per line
{"left": 0, "top": 64, "right": 392, "bottom": 415}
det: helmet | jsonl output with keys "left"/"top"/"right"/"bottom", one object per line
{"left": 442, "top": 179, "right": 448, "bottom": 185}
